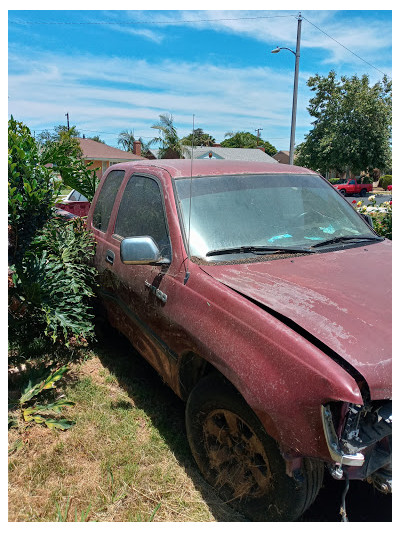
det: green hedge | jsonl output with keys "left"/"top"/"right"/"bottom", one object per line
{"left": 328, "top": 178, "right": 341, "bottom": 184}
{"left": 380, "top": 175, "right": 392, "bottom": 190}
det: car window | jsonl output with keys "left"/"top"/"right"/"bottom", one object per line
{"left": 114, "top": 175, "right": 171, "bottom": 259}
{"left": 349, "top": 180, "right": 356, "bottom": 184}
{"left": 92, "top": 170, "right": 125, "bottom": 232}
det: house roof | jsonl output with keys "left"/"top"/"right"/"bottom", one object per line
{"left": 77, "top": 138, "right": 146, "bottom": 161}
{"left": 183, "top": 146, "right": 278, "bottom": 163}
{"left": 274, "top": 150, "right": 290, "bottom": 156}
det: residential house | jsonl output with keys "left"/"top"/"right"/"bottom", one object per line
{"left": 272, "top": 150, "right": 290, "bottom": 164}
{"left": 151, "top": 146, "right": 278, "bottom": 163}
{"left": 77, "top": 138, "right": 146, "bottom": 178}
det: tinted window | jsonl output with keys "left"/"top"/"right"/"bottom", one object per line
{"left": 92, "top": 170, "right": 125, "bottom": 232}
{"left": 114, "top": 175, "right": 171, "bottom": 259}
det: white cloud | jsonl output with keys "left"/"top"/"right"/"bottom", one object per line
{"left": 9, "top": 46, "right": 302, "bottom": 147}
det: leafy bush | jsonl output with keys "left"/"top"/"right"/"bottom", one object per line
{"left": 380, "top": 175, "right": 392, "bottom": 190}
{"left": 9, "top": 217, "right": 97, "bottom": 349}
{"left": 8, "top": 118, "right": 98, "bottom": 361}
{"left": 328, "top": 178, "right": 341, "bottom": 184}
{"left": 8, "top": 117, "right": 59, "bottom": 264}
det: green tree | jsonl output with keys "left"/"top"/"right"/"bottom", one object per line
{"left": 295, "top": 72, "right": 392, "bottom": 174}
{"left": 181, "top": 128, "right": 215, "bottom": 147}
{"left": 221, "top": 131, "right": 277, "bottom": 155}
{"left": 117, "top": 129, "right": 136, "bottom": 152}
{"left": 151, "top": 113, "right": 189, "bottom": 159}
{"left": 8, "top": 117, "right": 59, "bottom": 264}
{"left": 88, "top": 135, "right": 105, "bottom": 144}
{"left": 37, "top": 125, "right": 80, "bottom": 144}
{"left": 39, "top": 127, "right": 99, "bottom": 201}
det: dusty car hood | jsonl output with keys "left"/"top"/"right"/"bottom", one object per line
{"left": 201, "top": 240, "right": 392, "bottom": 400}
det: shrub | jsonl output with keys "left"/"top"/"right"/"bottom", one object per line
{"left": 328, "top": 178, "right": 341, "bottom": 185}
{"left": 380, "top": 175, "right": 392, "bottom": 190}
{"left": 8, "top": 117, "right": 59, "bottom": 264}
{"left": 9, "top": 217, "right": 97, "bottom": 351}
{"left": 8, "top": 118, "right": 98, "bottom": 361}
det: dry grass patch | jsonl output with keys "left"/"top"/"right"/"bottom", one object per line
{"left": 8, "top": 339, "right": 245, "bottom": 522}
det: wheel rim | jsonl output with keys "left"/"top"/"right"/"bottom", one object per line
{"left": 203, "top": 409, "right": 272, "bottom": 501}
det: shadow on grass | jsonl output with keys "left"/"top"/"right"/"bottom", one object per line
{"left": 92, "top": 325, "right": 247, "bottom": 522}
{"left": 91, "top": 323, "right": 392, "bottom": 523}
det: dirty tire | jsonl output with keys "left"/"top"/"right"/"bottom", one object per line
{"left": 185, "top": 374, "right": 324, "bottom": 521}
{"left": 340, "top": 189, "right": 346, "bottom": 196}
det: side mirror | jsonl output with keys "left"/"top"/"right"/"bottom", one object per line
{"left": 361, "top": 213, "right": 374, "bottom": 227}
{"left": 120, "top": 236, "right": 161, "bottom": 265}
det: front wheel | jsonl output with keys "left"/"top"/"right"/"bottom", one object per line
{"left": 185, "top": 375, "right": 324, "bottom": 521}
{"left": 339, "top": 189, "right": 346, "bottom": 196}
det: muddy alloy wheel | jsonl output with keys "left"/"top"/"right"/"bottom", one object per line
{"left": 202, "top": 409, "right": 272, "bottom": 500}
{"left": 185, "top": 374, "right": 324, "bottom": 521}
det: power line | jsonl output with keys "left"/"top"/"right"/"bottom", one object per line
{"left": 302, "top": 16, "right": 389, "bottom": 77}
{"left": 9, "top": 14, "right": 294, "bottom": 25}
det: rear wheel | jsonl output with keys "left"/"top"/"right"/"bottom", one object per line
{"left": 185, "top": 375, "right": 324, "bottom": 521}
{"left": 360, "top": 188, "right": 367, "bottom": 197}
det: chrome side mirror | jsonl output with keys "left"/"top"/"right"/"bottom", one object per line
{"left": 120, "top": 236, "right": 161, "bottom": 265}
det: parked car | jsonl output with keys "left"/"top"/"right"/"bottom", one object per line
{"left": 86, "top": 160, "right": 391, "bottom": 521}
{"left": 55, "top": 189, "right": 91, "bottom": 217}
{"left": 332, "top": 178, "right": 373, "bottom": 197}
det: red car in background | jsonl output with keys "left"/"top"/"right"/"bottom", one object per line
{"left": 85, "top": 160, "right": 391, "bottom": 521}
{"left": 333, "top": 178, "right": 373, "bottom": 196}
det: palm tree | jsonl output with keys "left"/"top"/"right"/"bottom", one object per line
{"left": 151, "top": 113, "right": 189, "bottom": 159}
{"left": 117, "top": 130, "right": 136, "bottom": 152}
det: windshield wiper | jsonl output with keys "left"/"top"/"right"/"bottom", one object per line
{"left": 310, "top": 235, "right": 383, "bottom": 249}
{"left": 206, "top": 245, "right": 315, "bottom": 257}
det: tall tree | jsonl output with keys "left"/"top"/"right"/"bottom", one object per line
{"left": 221, "top": 131, "right": 277, "bottom": 156}
{"left": 151, "top": 113, "right": 189, "bottom": 159}
{"left": 295, "top": 71, "right": 392, "bottom": 174}
{"left": 117, "top": 129, "right": 136, "bottom": 152}
{"left": 181, "top": 128, "right": 215, "bottom": 147}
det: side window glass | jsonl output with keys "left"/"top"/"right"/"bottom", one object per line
{"left": 92, "top": 170, "right": 125, "bottom": 232}
{"left": 114, "top": 176, "right": 171, "bottom": 259}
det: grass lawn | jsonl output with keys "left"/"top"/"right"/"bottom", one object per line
{"left": 8, "top": 333, "right": 245, "bottom": 522}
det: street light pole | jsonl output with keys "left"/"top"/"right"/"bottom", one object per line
{"left": 271, "top": 12, "right": 302, "bottom": 165}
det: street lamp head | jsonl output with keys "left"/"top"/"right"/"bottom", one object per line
{"left": 271, "top": 47, "right": 281, "bottom": 54}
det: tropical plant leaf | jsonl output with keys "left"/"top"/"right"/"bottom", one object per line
{"left": 45, "top": 419, "right": 76, "bottom": 430}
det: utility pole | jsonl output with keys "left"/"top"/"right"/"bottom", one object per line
{"left": 289, "top": 12, "right": 302, "bottom": 165}
{"left": 255, "top": 128, "right": 263, "bottom": 145}
{"left": 65, "top": 112, "right": 70, "bottom": 131}
{"left": 270, "top": 12, "right": 302, "bottom": 165}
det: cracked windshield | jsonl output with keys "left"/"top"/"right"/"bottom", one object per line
{"left": 175, "top": 173, "right": 375, "bottom": 258}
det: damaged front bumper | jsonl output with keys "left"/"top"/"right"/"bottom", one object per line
{"left": 321, "top": 401, "right": 392, "bottom": 491}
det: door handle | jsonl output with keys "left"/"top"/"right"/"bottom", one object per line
{"left": 105, "top": 250, "right": 115, "bottom": 265}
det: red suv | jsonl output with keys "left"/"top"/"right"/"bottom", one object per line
{"left": 86, "top": 160, "right": 392, "bottom": 521}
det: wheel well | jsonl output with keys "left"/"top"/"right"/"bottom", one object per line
{"left": 177, "top": 352, "right": 225, "bottom": 401}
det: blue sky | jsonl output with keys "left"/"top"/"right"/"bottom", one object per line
{"left": 8, "top": 3, "right": 393, "bottom": 152}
